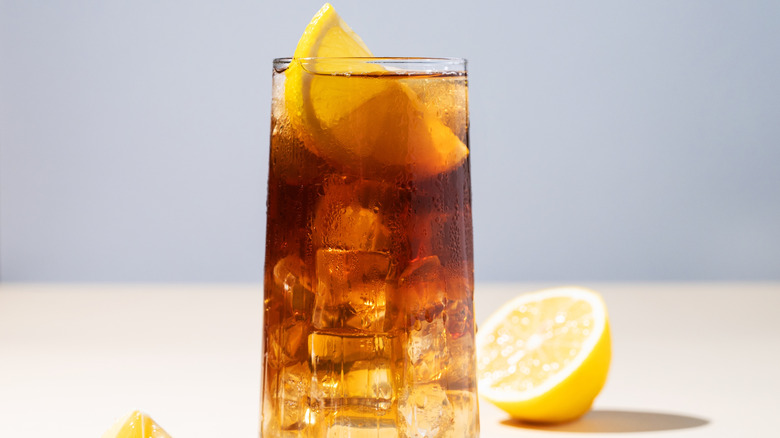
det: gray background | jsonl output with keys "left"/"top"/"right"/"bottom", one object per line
{"left": 1, "top": 0, "right": 778, "bottom": 282}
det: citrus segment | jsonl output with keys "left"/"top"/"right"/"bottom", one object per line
{"left": 101, "top": 411, "right": 171, "bottom": 438}
{"left": 476, "top": 287, "right": 611, "bottom": 423}
{"left": 285, "top": 3, "right": 469, "bottom": 177}
{"left": 284, "top": 3, "right": 372, "bottom": 133}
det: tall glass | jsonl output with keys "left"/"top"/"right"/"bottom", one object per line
{"left": 262, "top": 57, "right": 477, "bottom": 437}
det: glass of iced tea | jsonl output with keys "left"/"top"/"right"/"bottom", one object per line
{"left": 262, "top": 57, "right": 477, "bottom": 437}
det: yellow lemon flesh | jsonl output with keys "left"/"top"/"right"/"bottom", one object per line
{"left": 476, "top": 287, "right": 611, "bottom": 423}
{"left": 285, "top": 3, "right": 468, "bottom": 177}
{"left": 101, "top": 411, "right": 171, "bottom": 438}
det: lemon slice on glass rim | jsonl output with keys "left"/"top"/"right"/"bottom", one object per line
{"left": 284, "top": 3, "right": 469, "bottom": 177}
{"left": 476, "top": 286, "right": 612, "bottom": 423}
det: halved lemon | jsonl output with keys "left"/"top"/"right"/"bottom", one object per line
{"left": 284, "top": 3, "right": 468, "bottom": 177}
{"left": 476, "top": 287, "right": 611, "bottom": 423}
{"left": 101, "top": 411, "right": 171, "bottom": 438}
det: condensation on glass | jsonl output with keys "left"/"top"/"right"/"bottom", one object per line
{"left": 262, "top": 57, "right": 478, "bottom": 438}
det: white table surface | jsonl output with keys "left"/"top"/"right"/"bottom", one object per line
{"left": 1, "top": 283, "right": 778, "bottom": 437}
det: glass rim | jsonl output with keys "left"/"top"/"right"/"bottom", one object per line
{"left": 273, "top": 56, "right": 466, "bottom": 63}
{"left": 273, "top": 57, "right": 467, "bottom": 72}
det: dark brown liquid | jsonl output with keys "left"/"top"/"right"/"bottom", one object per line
{"left": 262, "top": 67, "right": 477, "bottom": 437}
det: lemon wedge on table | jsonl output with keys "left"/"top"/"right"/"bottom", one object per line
{"left": 101, "top": 411, "right": 171, "bottom": 438}
{"left": 284, "top": 3, "right": 469, "bottom": 177}
{"left": 476, "top": 287, "right": 612, "bottom": 423}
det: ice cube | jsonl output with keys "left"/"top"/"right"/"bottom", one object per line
{"left": 309, "top": 331, "right": 394, "bottom": 365}
{"left": 447, "top": 390, "right": 479, "bottom": 437}
{"left": 444, "top": 274, "right": 474, "bottom": 304}
{"left": 444, "top": 299, "right": 473, "bottom": 340}
{"left": 274, "top": 362, "right": 312, "bottom": 432}
{"left": 273, "top": 255, "right": 314, "bottom": 319}
{"left": 397, "top": 256, "right": 447, "bottom": 326}
{"left": 282, "top": 319, "right": 310, "bottom": 364}
{"left": 399, "top": 383, "right": 454, "bottom": 438}
{"left": 267, "top": 318, "right": 310, "bottom": 367}
{"left": 443, "top": 329, "right": 476, "bottom": 391}
{"left": 309, "top": 331, "right": 400, "bottom": 433}
{"left": 318, "top": 418, "right": 399, "bottom": 438}
{"left": 405, "top": 212, "right": 447, "bottom": 265}
{"left": 342, "top": 364, "right": 394, "bottom": 411}
{"left": 313, "top": 249, "right": 393, "bottom": 332}
{"left": 407, "top": 318, "right": 449, "bottom": 383}
{"left": 312, "top": 179, "right": 393, "bottom": 252}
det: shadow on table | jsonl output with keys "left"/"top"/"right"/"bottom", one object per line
{"left": 500, "top": 409, "right": 709, "bottom": 433}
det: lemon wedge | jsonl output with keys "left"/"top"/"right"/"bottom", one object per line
{"left": 285, "top": 3, "right": 468, "bottom": 177}
{"left": 476, "top": 287, "right": 612, "bottom": 423}
{"left": 101, "top": 411, "right": 171, "bottom": 438}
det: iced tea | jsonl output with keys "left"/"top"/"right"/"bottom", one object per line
{"left": 262, "top": 58, "right": 477, "bottom": 437}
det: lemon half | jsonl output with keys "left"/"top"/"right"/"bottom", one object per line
{"left": 476, "top": 287, "right": 612, "bottom": 423}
